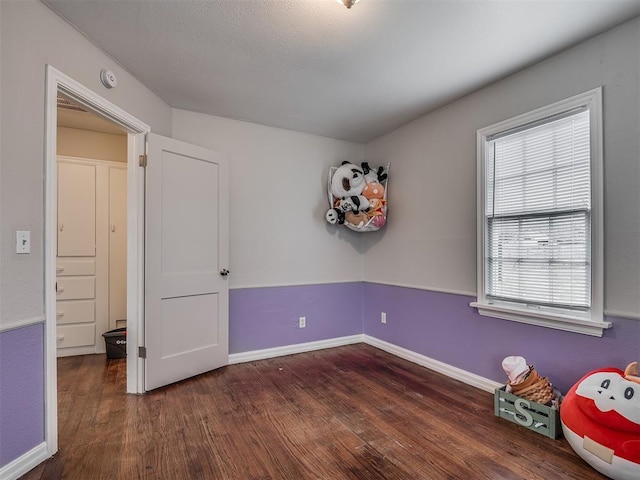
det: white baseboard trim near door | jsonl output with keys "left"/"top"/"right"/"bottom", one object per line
{"left": 228, "top": 334, "right": 364, "bottom": 365}
{"left": 363, "top": 335, "right": 502, "bottom": 394}
{"left": 0, "top": 442, "right": 49, "bottom": 480}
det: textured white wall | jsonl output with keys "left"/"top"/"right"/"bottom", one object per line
{"left": 364, "top": 18, "right": 640, "bottom": 317}
{"left": 172, "top": 109, "right": 365, "bottom": 288}
{"left": 0, "top": 1, "right": 172, "bottom": 327}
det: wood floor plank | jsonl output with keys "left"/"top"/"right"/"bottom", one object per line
{"left": 20, "top": 344, "right": 607, "bottom": 479}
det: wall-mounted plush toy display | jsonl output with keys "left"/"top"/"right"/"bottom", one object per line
{"left": 325, "top": 161, "right": 389, "bottom": 232}
{"left": 560, "top": 362, "right": 640, "bottom": 480}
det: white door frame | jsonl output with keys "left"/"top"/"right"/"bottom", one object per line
{"left": 44, "top": 65, "right": 150, "bottom": 456}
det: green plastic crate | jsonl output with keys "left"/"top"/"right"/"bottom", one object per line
{"left": 494, "top": 386, "right": 561, "bottom": 439}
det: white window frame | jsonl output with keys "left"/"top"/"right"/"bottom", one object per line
{"left": 471, "top": 88, "right": 611, "bottom": 336}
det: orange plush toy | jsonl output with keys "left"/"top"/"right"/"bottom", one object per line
{"left": 560, "top": 362, "right": 640, "bottom": 480}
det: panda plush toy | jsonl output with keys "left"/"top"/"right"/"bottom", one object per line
{"left": 325, "top": 160, "right": 389, "bottom": 231}
{"left": 330, "top": 161, "right": 366, "bottom": 199}
{"left": 326, "top": 161, "right": 370, "bottom": 225}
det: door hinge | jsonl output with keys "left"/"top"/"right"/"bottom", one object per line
{"left": 138, "top": 346, "right": 147, "bottom": 359}
{"left": 139, "top": 154, "right": 148, "bottom": 168}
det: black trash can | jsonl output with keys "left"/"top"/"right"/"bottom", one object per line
{"left": 102, "top": 327, "right": 127, "bottom": 359}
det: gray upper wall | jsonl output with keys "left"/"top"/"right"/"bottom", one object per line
{"left": 2, "top": 1, "right": 638, "bottom": 325}
{"left": 363, "top": 16, "right": 640, "bottom": 319}
{"left": 0, "top": 1, "right": 172, "bottom": 325}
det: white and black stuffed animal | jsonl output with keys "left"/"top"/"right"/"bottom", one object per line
{"left": 326, "top": 195, "right": 371, "bottom": 225}
{"left": 330, "top": 161, "right": 366, "bottom": 199}
{"left": 325, "top": 208, "right": 345, "bottom": 225}
{"left": 327, "top": 161, "right": 377, "bottom": 226}
{"left": 361, "top": 161, "right": 388, "bottom": 183}
{"left": 337, "top": 195, "right": 370, "bottom": 213}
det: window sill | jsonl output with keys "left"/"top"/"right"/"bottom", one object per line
{"left": 469, "top": 302, "right": 612, "bottom": 337}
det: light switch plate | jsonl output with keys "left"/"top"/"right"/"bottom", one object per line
{"left": 16, "top": 230, "right": 30, "bottom": 254}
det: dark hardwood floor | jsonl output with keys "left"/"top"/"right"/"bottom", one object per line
{"left": 22, "top": 344, "right": 604, "bottom": 479}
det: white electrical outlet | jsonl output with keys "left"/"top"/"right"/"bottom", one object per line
{"left": 299, "top": 316, "right": 306, "bottom": 328}
{"left": 381, "top": 312, "right": 387, "bottom": 324}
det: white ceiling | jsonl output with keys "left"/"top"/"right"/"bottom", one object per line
{"left": 43, "top": 0, "right": 640, "bottom": 143}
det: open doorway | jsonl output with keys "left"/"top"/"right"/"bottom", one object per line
{"left": 45, "top": 65, "right": 150, "bottom": 458}
{"left": 55, "top": 93, "right": 128, "bottom": 359}
{"left": 45, "top": 66, "right": 229, "bottom": 461}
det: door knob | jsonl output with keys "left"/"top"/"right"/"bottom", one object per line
{"left": 220, "top": 269, "right": 230, "bottom": 277}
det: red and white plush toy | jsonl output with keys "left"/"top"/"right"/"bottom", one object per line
{"left": 561, "top": 362, "right": 640, "bottom": 480}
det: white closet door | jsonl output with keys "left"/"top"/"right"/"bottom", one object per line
{"left": 58, "top": 162, "right": 96, "bottom": 256}
{"left": 109, "top": 166, "right": 127, "bottom": 329}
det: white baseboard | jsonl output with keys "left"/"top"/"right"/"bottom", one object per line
{"left": 228, "top": 334, "right": 501, "bottom": 394}
{"left": 228, "top": 334, "right": 364, "bottom": 364}
{"left": 0, "top": 442, "right": 49, "bottom": 480}
{"left": 363, "top": 335, "right": 502, "bottom": 393}
{"left": 55, "top": 345, "right": 99, "bottom": 358}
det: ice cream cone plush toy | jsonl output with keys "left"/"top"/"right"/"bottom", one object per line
{"left": 560, "top": 362, "right": 640, "bottom": 480}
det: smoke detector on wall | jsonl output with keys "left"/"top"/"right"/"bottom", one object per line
{"left": 100, "top": 69, "right": 117, "bottom": 89}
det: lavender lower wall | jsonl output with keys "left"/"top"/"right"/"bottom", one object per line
{"left": 4, "top": 282, "right": 635, "bottom": 468}
{"left": 0, "top": 323, "right": 45, "bottom": 467}
{"left": 363, "top": 283, "right": 640, "bottom": 393}
{"left": 229, "top": 282, "right": 364, "bottom": 353}
{"left": 229, "top": 281, "right": 639, "bottom": 394}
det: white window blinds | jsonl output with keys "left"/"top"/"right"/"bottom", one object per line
{"left": 485, "top": 109, "right": 591, "bottom": 310}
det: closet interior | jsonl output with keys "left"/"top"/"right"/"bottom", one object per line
{"left": 55, "top": 95, "right": 128, "bottom": 357}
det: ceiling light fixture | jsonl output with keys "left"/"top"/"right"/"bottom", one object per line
{"left": 337, "top": 0, "right": 360, "bottom": 9}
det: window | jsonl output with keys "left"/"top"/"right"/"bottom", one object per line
{"left": 471, "top": 88, "right": 611, "bottom": 336}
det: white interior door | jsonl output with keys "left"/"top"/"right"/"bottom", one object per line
{"left": 145, "top": 133, "right": 229, "bottom": 391}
